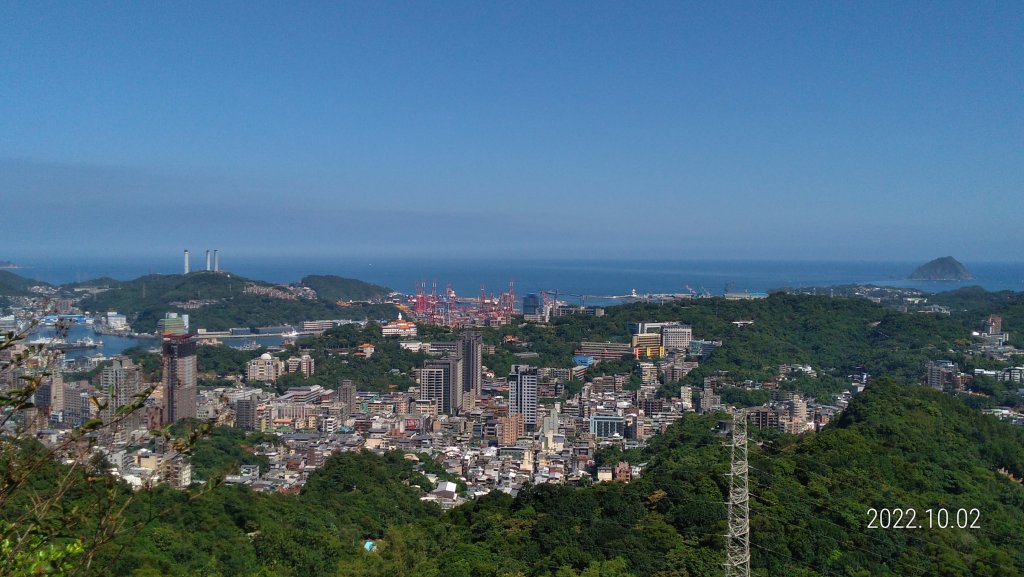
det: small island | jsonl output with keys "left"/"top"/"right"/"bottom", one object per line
{"left": 908, "top": 256, "right": 973, "bottom": 281}
{"left": 0, "top": 260, "right": 18, "bottom": 269}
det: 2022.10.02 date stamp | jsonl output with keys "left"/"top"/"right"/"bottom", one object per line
{"left": 867, "top": 508, "right": 981, "bottom": 529}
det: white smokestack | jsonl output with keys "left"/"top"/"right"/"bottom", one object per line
{"left": 184, "top": 249, "right": 190, "bottom": 274}
{"left": 206, "top": 250, "right": 211, "bottom": 271}
{"left": 214, "top": 250, "right": 219, "bottom": 272}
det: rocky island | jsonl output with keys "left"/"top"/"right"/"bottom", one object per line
{"left": 908, "top": 256, "right": 973, "bottom": 280}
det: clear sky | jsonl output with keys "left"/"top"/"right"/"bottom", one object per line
{"left": 1, "top": 1, "right": 1021, "bottom": 261}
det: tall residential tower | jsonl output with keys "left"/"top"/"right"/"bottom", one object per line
{"left": 460, "top": 331, "right": 483, "bottom": 404}
{"left": 162, "top": 334, "right": 197, "bottom": 423}
{"left": 420, "top": 354, "right": 464, "bottom": 415}
{"left": 509, "top": 364, "right": 539, "bottom": 432}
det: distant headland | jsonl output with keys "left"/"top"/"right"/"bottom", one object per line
{"left": 908, "top": 256, "right": 973, "bottom": 281}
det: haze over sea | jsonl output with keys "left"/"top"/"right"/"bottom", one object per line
{"left": 14, "top": 256, "right": 1024, "bottom": 299}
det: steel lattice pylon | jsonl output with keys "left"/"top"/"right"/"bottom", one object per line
{"left": 725, "top": 410, "right": 750, "bottom": 577}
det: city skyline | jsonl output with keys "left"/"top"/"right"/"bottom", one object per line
{"left": 2, "top": 2, "right": 1021, "bottom": 261}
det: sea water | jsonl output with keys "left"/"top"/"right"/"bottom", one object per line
{"left": 14, "top": 256, "right": 1024, "bottom": 298}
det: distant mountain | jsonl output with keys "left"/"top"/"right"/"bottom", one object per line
{"left": 909, "top": 256, "right": 973, "bottom": 280}
{"left": 300, "top": 275, "right": 391, "bottom": 302}
{"left": 0, "top": 270, "right": 47, "bottom": 296}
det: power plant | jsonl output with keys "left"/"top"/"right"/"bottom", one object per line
{"left": 182, "top": 249, "right": 222, "bottom": 274}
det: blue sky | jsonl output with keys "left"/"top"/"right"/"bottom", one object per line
{"left": 1, "top": 2, "right": 1021, "bottom": 261}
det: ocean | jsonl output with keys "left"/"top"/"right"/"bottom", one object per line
{"left": 12, "top": 256, "right": 1024, "bottom": 298}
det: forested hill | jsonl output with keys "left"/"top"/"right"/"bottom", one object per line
{"left": 299, "top": 274, "right": 392, "bottom": 302}
{"left": 481, "top": 293, "right": 969, "bottom": 385}
{"left": 78, "top": 379, "right": 1024, "bottom": 577}
{"left": 77, "top": 272, "right": 396, "bottom": 332}
{"left": 0, "top": 269, "right": 47, "bottom": 295}
{"left": 931, "top": 287, "right": 1024, "bottom": 347}
{"left": 747, "top": 379, "right": 1024, "bottom": 576}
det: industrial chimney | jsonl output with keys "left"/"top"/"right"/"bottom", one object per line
{"left": 206, "top": 250, "right": 211, "bottom": 271}
{"left": 214, "top": 250, "right": 219, "bottom": 272}
{"left": 184, "top": 249, "right": 190, "bottom": 274}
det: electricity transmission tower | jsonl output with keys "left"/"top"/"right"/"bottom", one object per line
{"left": 725, "top": 410, "right": 750, "bottom": 577}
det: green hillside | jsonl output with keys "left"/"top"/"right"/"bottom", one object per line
{"left": 300, "top": 274, "right": 392, "bottom": 302}
{"left": 77, "top": 272, "right": 397, "bottom": 332}
{"left": 748, "top": 379, "right": 1024, "bottom": 576}
{"left": 41, "top": 380, "right": 1008, "bottom": 576}
{"left": 931, "top": 287, "right": 1024, "bottom": 347}
{"left": 476, "top": 293, "right": 968, "bottom": 387}
{"left": 0, "top": 270, "right": 47, "bottom": 296}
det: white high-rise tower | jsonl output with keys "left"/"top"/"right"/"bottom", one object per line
{"left": 509, "top": 365, "right": 539, "bottom": 432}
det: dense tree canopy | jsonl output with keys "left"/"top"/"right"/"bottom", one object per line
{"left": 69, "top": 380, "right": 1023, "bottom": 577}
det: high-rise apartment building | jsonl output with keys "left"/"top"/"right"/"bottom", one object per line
{"left": 460, "top": 331, "right": 483, "bottom": 399}
{"left": 420, "top": 354, "right": 464, "bottom": 415}
{"left": 162, "top": 335, "right": 197, "bottom": 423}
{"left": 235, "top": 395, "right": 258, "bottom": 431}
{"left": 100, "top": 357, "right": 144, "bottom": 429}
{"left": 509, "top": 364, "right": 539, "bottom": 432}
{"left": 339, "top": 379, "right": 357, "bottom": 409}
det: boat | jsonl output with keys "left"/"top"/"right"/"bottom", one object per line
{"left": 236, "top": 339, "right": 261, "bottom": 351}
{"left": 54, "top": 337, "right": 104, "bottom": 351}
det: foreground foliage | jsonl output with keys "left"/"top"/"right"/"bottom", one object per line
{"left": 6, "top": 380, "right": 1014, "bottom": 577}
